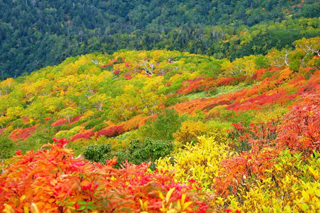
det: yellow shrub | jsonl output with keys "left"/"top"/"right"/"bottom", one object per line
{"left": 173, "top": 120, "right": 207, "bottom": 147}
{"left": 224, "top": 150, "right": 320, "bottom": 212}
{"left": 206, "top": 123, "right": 229, "bottom": 144}
{"left": 54, "top": 130, "right": 69, "bottom": 139}
{"left": 54, "top": 126, "right": 84, "bottom": 140}
{"left": 251, "top": 106, "right": 287, "bottom": 123}
{"left": 205, "top": 105, "right": 228, "bottom": 121}
{"left": 68, "top": 126, "right": 84, "bottom": 136}
{"left": 156, "top": 136, "right": 233, "bottom": 189}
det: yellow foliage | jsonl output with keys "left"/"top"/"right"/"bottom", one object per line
{"left": 173, "top": 120, "right": 207, "bottom": 146}
{"left": 205, "top": 105, "right": 228, "bottom": 121}
{"left": 79, "top": 110, "right": 95, "bottom": 122}
{"left": 156, "top": 136, "right": 232, "bottom": 189}
{"left": 279, "top": 68, "right": 294, "bottom": 81}
{"left": 98, "top": 71, "right": 113, "bottom": 79}
{"left": 223, "top": 150, "right": 320, "bottom": 212}
{"left": 68, "top": 126, "right": 84, "bottom": 137}
{"left": 6, "top": 106, "right": 25, "bottom": 120}
{"left": 251, "top": 107, "right": 287, "bottom": 123}
{"left": 54, "top": 130, "right": 69, "bottom": 139}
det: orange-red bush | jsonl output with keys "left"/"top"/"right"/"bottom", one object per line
{"left": 0, "top": 139, "right": 212, "bottom": 212}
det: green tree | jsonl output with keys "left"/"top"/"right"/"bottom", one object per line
{"left": 58, "top": 107, "right": 78, "bottom": 124}
{"left": 0, "top": 136, "right": 15, "bottom": 171}
{"left": 139, "top": 108, "right": 182, "bottom": 141}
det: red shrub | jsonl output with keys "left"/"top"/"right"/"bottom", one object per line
{"left": 70, "top": 114, "right": 82, "bottom": 124}
{"left": 71, "top": 129, "right": 94, "bottom": 142}
{"left": 96, "top": 124, "right": 125, "bottom": 138}
{"left": 214, "top": 121, "right": 279, "bottom": 196}
{"left": 277, "top": 94, "right": 320, "bottom": 154}
{"left": 216, "top": 77, "right": 236, "bottom": 86}
{"left": 51, "top": 118, "right": 68, "bottom": 127}
{"left": 0, "top": 140, "right": 212, "bottom": 212}
{"left": 113, "top": 69, "right": 120, "bottom": 75}
{"left": 125, "top": 74, "right": 132, "bottom": 80}
{"left": 9, "top": 126, "right": 36, "bottom": 141}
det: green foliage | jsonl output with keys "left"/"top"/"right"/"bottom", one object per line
{"left": 66, "top": 139, "right": 93, "bottom": 157}
{"left": 83, "top": 144, "right": 112, "bottom": 163}
{"left": 110, "top": 138, "right": 174, "bottom": 169}
{"left": 165, "top": 97, "right": 181, "bottom": 107}
{"left": 81, "top": 138, "right": 174, "bottom": 170}
{"left": 2, "top": 0, "right": 320, "bottom": 78}
{"left": 261, "top": 70, "right": 274, "bottom": 80}
{"left": 12, "top": 119, "right": 24, "bottom": 129}
{"left": 53, "top": 124, "right": 73, "bottom": 132}
{"left": 139, "top": 109, "right": 182, "bottom": 141}
{"left": 220, "top": 110, "right": 255, "bottom": 126}
{"left": 84, "top": 119, "right": 103, "bottom": 130}
{"left": 93, "top": 123, "right": 106, "bottom": 132}
{"left": 254, "top": 55, "right": 270, "bottom": 69}
{"left": 289, "top": 59, "right": 301, "bottom": 72}
{"left": 0, "top": 135, "right": 15, "bottom": 160}
{"left": 128, "top": 138, "right": 174, "bottom": 165}
{"left": 205, "top": 87, "right": 218, "bottom": 96}
{"left": 15, "top": 140, "right": 43, "bottom": 156}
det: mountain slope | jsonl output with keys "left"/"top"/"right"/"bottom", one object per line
{"left": 0, "top": 36, "right": 320, "bottom": 211}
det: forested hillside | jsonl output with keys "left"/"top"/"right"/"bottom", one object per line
{"left": 1, "top": 0, "right": 320, "bottom": 78}
{"left": 0, "top": 35, "right": 320, "bottom": 211}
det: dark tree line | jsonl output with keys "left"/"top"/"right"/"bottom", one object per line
{"left": 0, "top": 0, "right": 319, "bottom": 78}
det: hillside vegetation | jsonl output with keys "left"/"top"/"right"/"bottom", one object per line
{"left": 0, "top": 36, "right": 320, "bottom": 212}
{"left": 1, "top": 0, "right": 320, "bottom": 77}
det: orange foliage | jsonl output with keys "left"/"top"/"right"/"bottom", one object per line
{"left": 173, "top": 92, "right": 238, "bottom": 115}
{"left": 21, "top": 117, "right": 30, "bottom": 124}
{"left": 70, "top": 129, "right": 94, "bottom": 142}
{"left": 278, "top": 94, "right": 320, "bottom": 154}
{"left": 51, "top": 115, "right": 82, "bottom": 127}
{"left": 252, "top": 68, "right": 270, "bottom": 80}
{"left": 70, "top": 114, "right": 82, "bottom": 124}
{"left": 122, "top": 115, "right": 157, "bottom": 131}
{"left": 96, "top": 124, "right": 125, "bottom": 138}
{"left": 0, "top": 139, "right": 211, "bottom": 212}
{"left": 9, "top": 126, "right": 37, "bottom": 141}
{"left": 214, "top": 121, "right": 279, "bottom": 196}
{"left": 51, "top": 118, "right": 68, "bottom": 127}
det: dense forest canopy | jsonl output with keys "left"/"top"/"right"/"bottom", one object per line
{"left": 1, "top": 0, "right": 320, "bottom": 78}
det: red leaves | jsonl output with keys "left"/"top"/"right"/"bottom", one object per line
{"left": 81, "top": 183, "right": 93, "bottom": 191}
{"left": 216, "top": 77, "right": 236, "bottom": 86}
{"left": 96, "top": 124, "right": 124, "bottom": 138}
{"left": 71, "top": 129, "right": 94, "bottom": 141}
{"left": 277, "top": 94, "right": 320, "bottom": 154}
{"left": 0, "top": 141, "right": 211, "bottom": 212}
{"left": 9, "top": 126, "right": 36, "bottom": 141}
{"left": 53, "top": 138, "right": 69, "bottom": 147}
{"left": 51, "top": 115, "right": 82, "bottom": 127}
{"left": 124, "top": 74, "right": 132, "bottom": 80}
{"left": 178, "top": 77, "right": 206, "bottom": 95}
{"left": 214, "top": 121, "right": 279, "bottom": 196}
{"left": 51, "top": 118, "right": 68, "bottom": 127}
{"left": 113, "top": 69, "right": 120, "bottom": 75}
{"left": 20, "top": 156, "right": 33, "bottom": 164}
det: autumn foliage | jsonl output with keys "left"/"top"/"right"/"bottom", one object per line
{"left": 9, "top": 126, "right": 37, "bottom": 141}
{"left": 1, "top": 42, "right": 320, "bottom": 212}
{"left": 0, "top": 139, "right": 211, "bottom": 213}
{"left": 278, "top": 94, "right": 320, "bottom": 154}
